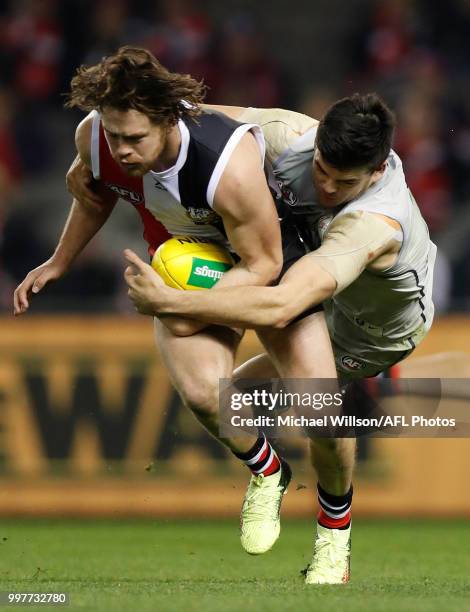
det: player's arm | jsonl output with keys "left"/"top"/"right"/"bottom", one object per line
{"left": 210, "top": 131, "right": 283, "bottom": 288}
{"left": 65, "top": 113, "right": 118, "bottom": 210}
{"left": 123, "top": 211, "right": 401, "bottom": 328}
{"left": 124, "top": 247, "right": 334, "bottom": 326}
{"left": 66, "top": 154, "right": 107, "bottom": 210}
{"left": 14, "top": 115, "right": 117, "bottom": 315}
{"left": 364, "top": 213, "right": 402, "bottom": 271}
{"left": 53, "top": 114, "right": 117, "bottom": 261}
{"left": 202, "top": 104, "right": 247, "bottom": 120}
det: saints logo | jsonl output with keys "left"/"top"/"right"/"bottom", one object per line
{"left": 186, "top": 207, "right": 220, "bottom": 225}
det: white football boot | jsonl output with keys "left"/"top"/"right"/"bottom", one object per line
{"left": 303, "top": 522, "right": 351, "bottom": 584}
{"left": 240, "top": 460, "right": 292, "bottom": 555}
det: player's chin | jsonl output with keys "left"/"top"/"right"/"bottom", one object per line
{"left": 121, "top": 164, "right": 145, "bottom": 176}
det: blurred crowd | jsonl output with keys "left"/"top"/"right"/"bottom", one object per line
{"left": 0, "top": 0, "right": 469, "bottom": 313}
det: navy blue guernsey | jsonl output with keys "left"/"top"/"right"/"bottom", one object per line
{"left": 178, "top": 110, "right": 242, "bottom": 212}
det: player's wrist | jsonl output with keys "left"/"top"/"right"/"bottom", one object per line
{"left": 151, "top": 285, "right": 177, "bottom": 315}
{"left": 47, "top": 252, "right": 72, "bottom": 274}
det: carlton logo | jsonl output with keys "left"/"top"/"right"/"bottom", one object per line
{"left": 317, "top": 214, "right": 334, "bottom": 241}
{"left": 105, "top": 182, "right": 143, "bottom": 204}
{"left": 276, "top": 180, "right": 298, "bottom": 206}
{"left": 341, "top": 355, "right": 365, "bottom": 371}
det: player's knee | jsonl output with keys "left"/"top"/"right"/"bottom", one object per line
{"left": 178, "top": 377, "right": 219, "bottom": 418}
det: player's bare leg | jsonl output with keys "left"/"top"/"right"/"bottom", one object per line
{"left": 308, "top": 438, "right": 355, "bottom": 496}
{"left": 233, "top": 310, "right": 341, "bottom": 558}
{"left": 255, "top": 313, "right": 343, "bottom": 555}
{"left": 155, "top": 318, "right": 289, "bottom": 554}
{"left": 233, "top": 353, "right": 355, "bottom": 492}
{"left": 228, "top": 353, "right": 290, "bottom": 554}
{"left": 234, "top": 313, "right": 352, "bottom": 580}
{"left": 257, "top": 312, "right": 352, "bottom": 582}
{"left": 154, "top": 318, "right": 256, "bottom": 453}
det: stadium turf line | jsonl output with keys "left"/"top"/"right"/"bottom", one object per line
{"left": 0, "top": 519, "right": 469, "bottom": 612}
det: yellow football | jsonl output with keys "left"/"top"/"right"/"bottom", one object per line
{"left": 151, "top": 236, "right": 235, "bottom": 290}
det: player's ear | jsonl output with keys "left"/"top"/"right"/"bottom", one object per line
{"left": 370, "top": 162, "right": 387, "bottom": 184}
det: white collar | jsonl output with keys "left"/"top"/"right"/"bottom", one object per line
{"left": 150, "top": 119, "right": 189, "bottom": 180}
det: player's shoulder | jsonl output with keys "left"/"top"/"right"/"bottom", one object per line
{"left": 237, "top": 107, "right": 317, "bottom": 163}
{"left": 182, "top": 110, "right": 241, "bottom": 157}
{"left": 186, "top": 110, "right": 262, "bottom": 173}
{"left": 75, "top": 111, "right": 95, "bottom": 168}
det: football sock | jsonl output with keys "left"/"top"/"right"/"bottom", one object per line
{"left": 233, "top": 433, "right": 281, "bottom": 477}
{"left": 317, "top": 483, "right": 353, "bottom": 530}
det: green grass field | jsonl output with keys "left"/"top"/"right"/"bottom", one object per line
{"left": 0, "top": 519, "right": 469, "bottom": 611}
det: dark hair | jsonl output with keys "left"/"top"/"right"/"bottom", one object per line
{"left": 65, "top": 46, "right": 206, "bottom": 125}
{"left": 316, "top": 93, "right": 395, "bottom": 171}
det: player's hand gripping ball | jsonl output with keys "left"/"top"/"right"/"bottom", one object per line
{"left": 151, "top": 236, "right": 234, "bottom": 290}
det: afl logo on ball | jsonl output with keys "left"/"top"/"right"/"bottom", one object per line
{"left": 341, "top": 355, "right": 365, "bottom": 371}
